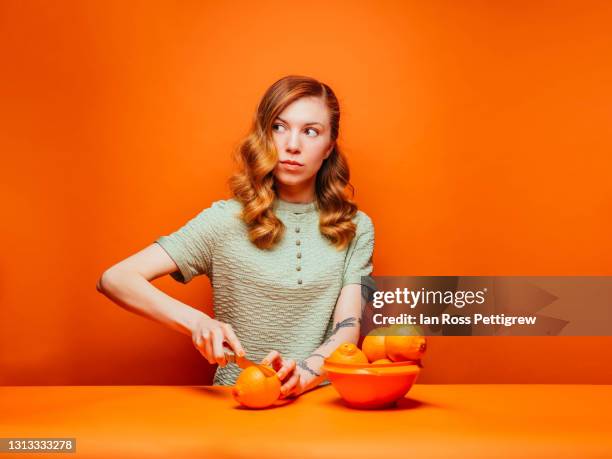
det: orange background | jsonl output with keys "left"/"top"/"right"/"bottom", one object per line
{"left": 1, "top": 0, "right": 611, "bottom": 385}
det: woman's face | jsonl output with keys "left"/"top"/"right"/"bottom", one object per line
{"left": 271, "top": 96, "right": 334, "bottom": 194}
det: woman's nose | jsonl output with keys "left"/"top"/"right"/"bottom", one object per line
{"left": 286, "top": 130, "right": 301, "bottom": 152}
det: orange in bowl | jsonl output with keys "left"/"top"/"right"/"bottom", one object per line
{"left": 385, "top": 325, "right": 427, "bottom": 362}
{"left": 327, "top": 342, "right": 368, "bottom": 365}
{"left": 323, "top": 359, "right": 420, "bottom": 409}
{"left": 371, "top": 358, "right": 393, "bottom": 364}
{"left": 361, "top": 334, "right": 387, "bottom": 362}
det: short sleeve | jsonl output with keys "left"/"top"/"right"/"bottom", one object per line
{"left": 342, "top": 212, "right": 375, "bottom": 289}
{"left": 155, "top": 200, "right": 230, "bottom": 284}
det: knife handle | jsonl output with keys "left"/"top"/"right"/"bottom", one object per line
{"left": 222, "top": 344, "right": 237, "bottom": 364}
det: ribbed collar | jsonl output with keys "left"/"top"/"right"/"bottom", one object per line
{"left": 274, "top": 197, "right": 318, "bottom": 214}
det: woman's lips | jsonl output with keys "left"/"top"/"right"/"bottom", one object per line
{"left": 280, "top": 160, "right": 304, "bottom": 170}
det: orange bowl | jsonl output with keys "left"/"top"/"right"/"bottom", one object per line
{"left": 323, "top": 360, "right": 420, "bottom": 409}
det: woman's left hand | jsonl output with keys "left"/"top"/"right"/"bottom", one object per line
{"left": 261, "top": 351, "right": 320, "bottom": 398}
{"left": 279, "top": 362, "right": 320, "bottom": 398}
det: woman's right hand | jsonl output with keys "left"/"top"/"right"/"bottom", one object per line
{"left": 191, "top": 314, "right": 245, "bottom": 366}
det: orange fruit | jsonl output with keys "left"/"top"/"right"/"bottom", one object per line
{"left": 328, "top": 342, "right": 368, "bottom": 364}
{"left": 232, "top": 365, "right": 281, "bottom": 408}
{"left": 371, "top": 358, "right": 393, "bottom": 364}
{"left": 361, "top": 334, "right": 387, "bottom": 362}
{"left": 385, "top": 326, "right": 427, "bottom": 362}
{"left": 367, "top": 326, "right": 390, "bottom": 336}
{"left": 387, "top": 324, "right": 425, "bottom": 336}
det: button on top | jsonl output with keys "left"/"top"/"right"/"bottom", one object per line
{"left": 295, "top": 227, "right": 300, "bottom": 233}
{"left": 296, "top": 240, "right": 301, "bottom": 246}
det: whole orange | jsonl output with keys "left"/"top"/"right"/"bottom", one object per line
{"left": 328, "top": 343, "right": 368, "bottom": 364}
{"left": 385, "top": 326, "right": 427, "bottom": 362}
{"left": 361, "top": 335, "right": 387, "bottom": 362}
{"left": 232, "top": 365, "right": 281, "bottom": 409}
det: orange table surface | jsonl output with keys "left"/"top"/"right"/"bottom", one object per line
{"left": 1, "top": 384, "right": 611, "bottom": 459}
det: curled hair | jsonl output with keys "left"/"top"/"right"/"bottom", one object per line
{"left": 229, "top": 75, "right": 357, "bottom": 250}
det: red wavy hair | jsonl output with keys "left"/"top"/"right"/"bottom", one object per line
{"left": 229, "top": 75, "right": 358, "bottom": 250}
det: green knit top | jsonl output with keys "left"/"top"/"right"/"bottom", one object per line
{"left": 155, "top": 197, "right": 375, "bottom": 386}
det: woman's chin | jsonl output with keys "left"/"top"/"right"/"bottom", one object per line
{"left": 274, "top": 173, "right": 307, "bottom": 188}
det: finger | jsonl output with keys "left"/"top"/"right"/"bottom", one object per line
{"left": 193, "top": 335, "right": 208, "bottom": 361}
{"left": 284, "top": 377, "right": 305, "bottom": 399}
{"left": 221, "top": 324, "right": 245, "bottom": 357}
{"left": 211, "top": 328, "right": 226, "bottom": 366}
{"left": 276, "top": 359, "right": 296, "bottom": 380}
{"left": 280, "top": 372, "right": 299, "bottom": 397}
{"left": 261, "top": 350, "right": 280, "bottom": 367}
{"left": 202, "top": 331, "right": 214, "bottom": 364}
{"left": 270, "top": 354, "right": 285, "bottom": 372}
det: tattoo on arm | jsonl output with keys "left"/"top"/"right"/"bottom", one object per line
{"left": 322, "top": 317, "right": 358, "bottom": 345}
{"left": 298, "top": 359, "right": 321, "bottom": 377}
{"left": 310, "top": 353, "right": 327, "bottom": 360}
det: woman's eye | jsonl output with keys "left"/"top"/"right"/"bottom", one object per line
{"left": 272, "top": 124, "right": 318, "bottom": 136}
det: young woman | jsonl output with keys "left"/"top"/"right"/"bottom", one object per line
{"left": 97, "top": 75, "right": 375, "bottom": 398}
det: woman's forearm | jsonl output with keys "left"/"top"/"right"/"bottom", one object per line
{"left": 97, "top": 268, "right": 207, "bottom": 336}
{"left": 300, "top": 326, "right": 360, "bottom": 387}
